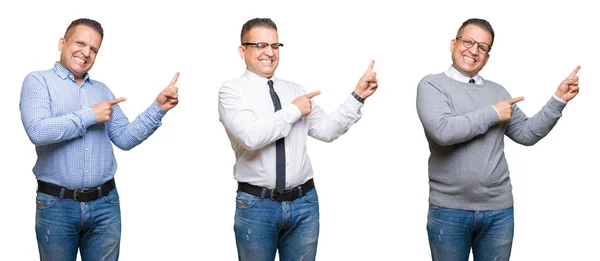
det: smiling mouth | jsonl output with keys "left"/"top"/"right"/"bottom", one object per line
{"left": 260, "top": 59, "right": 273, "bottom": 65}
{"left": 463, "top": 56, "right": 476, "bottom": 63}
{"left": 74, "top": 57, "right": 86, "bottom": 65}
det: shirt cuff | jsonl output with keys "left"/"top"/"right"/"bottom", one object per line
{"left": 147, "top": 101, "right": 167, "bottom": 121}
{"left": 490, "top": 105, "right": 500, "bottom": 119}
{"left": 552, "top": 95, "right": 567, "bottom": 104}
{"left": 486, "top": 105, "right": 501, "bottom": 125}
{"left": 547, "top": 95, "right": 567, "bottom": 113}
{"left": 281, "top": 103, "right": 302, "bottom": 124}
{"left": 344, "top": 95, "right": 364, "bottom": 111}
{"left": 80, "top": 107, "right": 98, "bottom": 128}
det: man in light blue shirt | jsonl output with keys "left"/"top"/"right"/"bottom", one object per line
{"left": 19, "top": 18, "right": 179, "bottom": 261}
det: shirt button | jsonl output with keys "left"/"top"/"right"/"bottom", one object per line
{"left": 85, "top": 148, "right": 89, "bottom": 151}
{"left": 85, "top": 170, "right": 89, "bottom": 173}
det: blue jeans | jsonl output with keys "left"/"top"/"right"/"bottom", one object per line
{"left": 35, "top": 188, "right": 121, "bottom": 261}
{"left": 234, "top": 188, "right": 320, "bottom": 261}
{"left": 427, "top": 205, "right": 514, "bottom": 261}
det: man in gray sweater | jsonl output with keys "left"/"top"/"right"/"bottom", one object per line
{"left": 416, "top": 18, "right": 580, "bottom": 261}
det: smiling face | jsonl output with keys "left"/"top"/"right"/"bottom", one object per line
{"left": 58, "top": 24, "right": 102, "bottom": 82}
{"left": 450, "top": 24, "right": 492, "bottom": 78}
{"left": 238, "top": 26, "right": 279, "bottom": 78}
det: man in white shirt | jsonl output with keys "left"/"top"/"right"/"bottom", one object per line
{"left": 218, "top": 18, "right": 378, "bottom": 261}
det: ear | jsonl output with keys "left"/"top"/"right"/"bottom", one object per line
{"left": 58, "top": 37, "right": 66, "bottom": 51}
{"left": 238, "top": 45, "right": 246, "bottom": 60}
{"left": 449, "top": 39, "right": 456, "bottom": 52}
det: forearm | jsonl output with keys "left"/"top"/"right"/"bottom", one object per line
{"left": 308, "top": 96, "right": 363, "bottom": 142}
{"left": 223, "top": 103, "right": 301, "bottom": 150}
{"left": 21, "top": 108, "right": 97, "bottom": 146}
{"left": 108, "top": 102, "right": 166, "bottom": 150}
{"left": 420, "top": 106, "right": 500, "bottom": 146}
{"left": 505, "top": 97, "right": 566, "bottom": 145}
{"left": 416, "top": 83, "right": 500, "bottom": 146}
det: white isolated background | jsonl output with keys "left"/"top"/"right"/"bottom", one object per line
{"left": 1, "top": 0, "right": 598, "bottom": 260}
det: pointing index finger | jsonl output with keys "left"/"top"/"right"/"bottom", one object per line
{"left": 108, "top": 97, "right": 127, "bottom": 105}
{"left": 305, "top": 90, "right": 321, "bottom": 99}
{"left": 170, "top": 72, "right": 180, "bottom": 87}
{"left": 365, "top": 60, "right": 375, "bottom": 74}
{"left": 509, "top": 96, "right": 525, "bottom": 105}
{"left": 568, "top": 66, "right": 581, "bottom": 79}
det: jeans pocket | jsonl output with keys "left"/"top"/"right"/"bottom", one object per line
{"left": 36, "top": 192, "right": 57, "bottom": 210}
{"left": 236, "top": 191, "right": 258, "bottom": 209}
{"left": 102, "top": 189, "right": 120, "bottom": 204}
{"left": 302, "top": 189, "right": 319, "bottom": 204}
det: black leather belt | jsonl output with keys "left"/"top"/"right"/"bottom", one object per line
{"left": 238, "top": 179, "right": 315, "bottom": 202}
{"left": 37, "top": 179, "right": 116, "bottom": 202}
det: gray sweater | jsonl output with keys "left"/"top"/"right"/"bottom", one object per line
{"left": 416, "top": 73, "right": 566, "bottom": 210}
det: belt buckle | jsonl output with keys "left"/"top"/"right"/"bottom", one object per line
{"left": 270, "top": 190, "right": 281, "bottom": 201}
{"left": 73, "top": 189, "right": 94, "bottom": 202}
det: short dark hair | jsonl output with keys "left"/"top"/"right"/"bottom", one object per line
{"left": 240, "top": 18, "right": 277, "bottom": 43}
{"left": 65, "top": 18, "right": 104, "bottom": 39}
{"left": 456, "top": 18, "right": 495, "bottom": 52}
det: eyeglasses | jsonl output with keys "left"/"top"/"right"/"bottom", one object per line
{"left": 456, "top": 36, "right": 490, "bottom": 54}
{"left": 241, "top": 42, "right": 284, "bottom": 50}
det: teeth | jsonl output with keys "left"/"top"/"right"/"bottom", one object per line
{"left": 260, "top": 60, "right": 272, "bottom": 64}
{"left": 463, "top": 56, "right": 475, "bottom": 63}
{"left": 74, "top": 57, "right": 86, "bottom": 64}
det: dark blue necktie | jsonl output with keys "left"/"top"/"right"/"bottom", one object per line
{"left": 268, "top": 80, "right": 286, "bottom": 193}
{"left": 469, "top": 78, "right": 475, "bottom": 84}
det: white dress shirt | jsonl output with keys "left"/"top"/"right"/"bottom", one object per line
{"left": 219, "top": 70, "right": 363, "bottom": 189}
{"left": 445, "top": 65, "right": 484, "bottom": 84}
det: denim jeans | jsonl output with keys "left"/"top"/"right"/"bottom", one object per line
{"left": 427, "top": 205, "right": 514, "bottom": 261}
{"left": 35, "top": 188, "right": 121, "bottom": 261}
{"left": 234, "top": 188, "right": 320, "bottom": 261}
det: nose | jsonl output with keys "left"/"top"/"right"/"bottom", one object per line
{"left": 468, "top": 43, "right": 481, "bottom": 55}
{"left": 263, "top": 45, "right": 275, "bottom": 56}
{"left": 81, "top": 46, "right": 91, "bottom": 57}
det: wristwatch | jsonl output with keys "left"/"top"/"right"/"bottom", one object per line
{"left": 351, "top": 91, "right": 365, "bottom": 103}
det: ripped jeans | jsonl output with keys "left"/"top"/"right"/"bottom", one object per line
{"left": 427, "top": 205, "right": 514, "bottom": 261}
{"left": 234, "top": 188, "right": 319, "bottom": 261}
{"left": 35, "top": 188, "right": 121, "bottom": 261}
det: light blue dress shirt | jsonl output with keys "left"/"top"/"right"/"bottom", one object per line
{"left": 20, "top": 62, "right": 166, "bottom": 189}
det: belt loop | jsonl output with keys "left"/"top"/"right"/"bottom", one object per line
{"left": 97, "top": 186, "right": 103, "bottom": 198}
{"left": 260, "top": 188, "right": 267, "bottom": 198}
{"left": 59, "top": 188, "right": 65, "bottom": 199}
{"left": 298, "top": 186, "right": 303, "bottom": 197}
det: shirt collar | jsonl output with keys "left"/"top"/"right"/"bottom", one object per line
{"left": 243, "top": 70, "right": 276, "bottom": 88}
{"left": 53, "top": 62, "right": 93, "bottom": 85}
{"left": 445, "top": 65, "right": 483, "bottom": 84}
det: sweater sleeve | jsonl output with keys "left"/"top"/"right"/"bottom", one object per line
{"left": 504, "top": 96, "right": 566, "bottom": 146}
{"left": 416, "top": 76, "right": 501, "bottom": 146}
